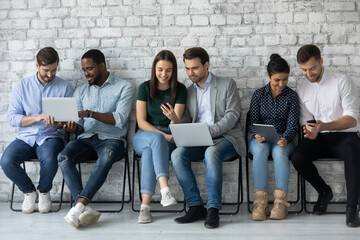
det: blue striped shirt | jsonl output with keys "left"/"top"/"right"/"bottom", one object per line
{"left": 7, "top": 74, "right": 74, "bottom": 146}
{"left": 249, "top": 83, "right": 300, "bottom": 142}
{"left": 74, "top": 73, "right": 134, "bottom": 145}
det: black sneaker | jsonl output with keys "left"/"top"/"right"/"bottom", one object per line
{"left": 204, "top": 208, "right": 219, "bottom": 229}
{"left": 313, "top": 190, "right": 333, "bottom": 215}
{"left": 174, "top": 205, "right": 207, "bottom": 224}
{"left": 346, "top": 205, "right": 360, "bottom": 227}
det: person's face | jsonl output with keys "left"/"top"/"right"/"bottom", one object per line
{"left": 184, "top": 58, "right": 209, "bottom": 85}
{"left": 36, "top": 62, "right": 57, "bottom": 85}
{"left": 155, "top": 60, "right": 173, "bottom": 87}
{"left": 81, "top": 58, "right": 103, "bottom": 85}
{"left": 299, "top": 56, "right": 323, "bottom": 83}
{"left": 270, "top": 72, "right": 289, "bottom": 94}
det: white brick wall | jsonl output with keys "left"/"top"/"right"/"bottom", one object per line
{"left": 0, "top": 0, "right": 359, "bottom": 205}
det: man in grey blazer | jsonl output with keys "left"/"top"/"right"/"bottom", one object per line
{"left": 171, "top": 47, "right": 245, "bottom": 229}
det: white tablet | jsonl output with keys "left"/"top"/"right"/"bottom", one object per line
{"left": 253, "top": 123, "right": 280, "bottom": 144}
{"left": 42, "top": 97, "right": 79, "bottom": 122}
{"left": 169, "top": 123, "right": 214, "bottom": 147}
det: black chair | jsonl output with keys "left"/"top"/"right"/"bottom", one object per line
{"left": 74, "top": 140, "right": 132, "bottom": 213}
{"left": 10, "top": 159, "right": 66, "bottom": 212}
{"left": 245, "top": 111, "right": 303, "bottom": 214}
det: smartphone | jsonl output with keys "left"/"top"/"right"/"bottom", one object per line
{"left": 162, "top": 95, "right": 175, "bottom": 109}
{"left": 307, "top": 119, "right": 316, "bottom": 127}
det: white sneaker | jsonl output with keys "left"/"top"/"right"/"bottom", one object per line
{"left": 64, "top": 207, "right": 81, "bottom": 229}
{"left": 160, "top": 191, "right": 177, "bottom": 207}
{"left": 22, "top": 191, "right": 37, "bottom": 214}
{"left": 138, "top": 207, "right": 152, "bottom": 224}
{"left": 38, "top": 191, "right": 52, "bottom": 213}
{"left": 79, "top": 205, "right": 101, "bottom": 227}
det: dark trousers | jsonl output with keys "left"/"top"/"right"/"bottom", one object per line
{"left": 292, "top": 132, "right": 360, "bottom": 205}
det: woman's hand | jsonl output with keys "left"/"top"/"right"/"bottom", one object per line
{"left": 160, "top": 103, "right": 179, "bottom": 122}
{"left": 164, "top": 133, "right": 175, "bottom": 144}
{"left": 255, "top": 134, "right": 265, "bottom": 143}
{"left": 277, "top": 137, "right": 288, "bottom": 147}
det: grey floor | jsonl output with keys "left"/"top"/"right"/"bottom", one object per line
{"left": 0, "top": 202, "right": 359, "bottom": 240}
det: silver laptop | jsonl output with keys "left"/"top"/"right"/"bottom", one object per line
{"left": 169, "top": 123, "right": 214, "bottom": 147}
{"left": 42, "top": 97, "right": 79, "bottom": 122}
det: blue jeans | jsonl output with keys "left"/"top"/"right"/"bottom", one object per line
{"left": 1, "top": 138, "right": 65, "bottom": 193}
{"left": 58, "top": 134, "right": 124, "bottom": 202}
{"left": 249, "top": 137, "right": 295, "bottom": 192}
{"left": 171, "top": 137, "right": 237, "bottom": 210}
{"left": 133, "top": 126, "right": 175, "bottom": 195}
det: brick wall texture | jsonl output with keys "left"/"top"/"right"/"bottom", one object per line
{"left": 0, "top": 0, "right": 359, "bottom": 205}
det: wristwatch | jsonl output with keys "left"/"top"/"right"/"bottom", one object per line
{"left": 88, "top": 110, "right": 93, "bottom": 118}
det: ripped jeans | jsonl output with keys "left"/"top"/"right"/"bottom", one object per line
{"left": 58, "top": 134, "right": 124, "bottom": 202}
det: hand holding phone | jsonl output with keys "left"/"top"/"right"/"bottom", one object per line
{"left": 307, "top": 119, "right": 316, "bottom": 127}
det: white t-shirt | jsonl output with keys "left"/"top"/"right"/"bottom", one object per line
{"left": 296, "top": 68, "right": 359, "bottom": 132}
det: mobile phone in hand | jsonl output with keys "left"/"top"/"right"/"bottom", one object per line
{"left": 162, "top": 95, "right": 175, "bottom": 109}
{"left": 307, "top": 119, "right": 316, "bottom": 126}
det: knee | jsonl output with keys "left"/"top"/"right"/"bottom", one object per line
{"left": 171, "top": 147, "right": 186, "bottom": 166}
{"left": 204, "top": 148, "right": 222, "bottom": 167}
{"left": 57, "top": 151, "right": 71, "bottom": 166}
{"left": 150, "top": 132, "right": 167, "bottom": 146}
{"left": 0, "top": 155, "right": 11, "bottom": 172}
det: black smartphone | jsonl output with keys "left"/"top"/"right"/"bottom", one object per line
{"left": 162, "top": 95, "right": 175, "bottom": 109}
{"left": 307, "top": 119, "right": 316, "bottom": 126}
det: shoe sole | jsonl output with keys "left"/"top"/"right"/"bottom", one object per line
{"left": 138, "top": 219, "right": 153, "bottom": 224}
{"left": 174, "top": 217, "right": 206, "bottom": 224}
{"left": 204, "top": 224, "right": 219, "bottom": 229}
{"left": 161, "top": 201, "right": 178, "bottom": 207}
{"left": 39, "top": 205, "right": 52, "bottom": 214}
{"left": 22, "top": 208, "right": 35, "bottom": 214}
{"left": 79, "top": 212, "right": 101, "bottom": 227}
{"left": 64, "top": 216, "right": 79, "bottom": 229}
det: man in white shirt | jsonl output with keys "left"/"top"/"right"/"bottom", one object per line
{"left": 292, "top": 44, "right": 360, "bottom": 227}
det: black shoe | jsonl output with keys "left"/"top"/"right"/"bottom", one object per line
{"left": 174, "top": 205, "right": 207, "bottom": 224}
{"left": 204, "top": 208, "right": 219, "bottom": 229}
{"left": 313, "top": 190, "right": 333, "bottom": 215}
{"left": 346, "top": 205, "right": 360, "bottom": 227}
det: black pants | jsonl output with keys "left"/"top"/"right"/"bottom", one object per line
{"left": 292, "top": 132, "right": 360, "bottom": 205}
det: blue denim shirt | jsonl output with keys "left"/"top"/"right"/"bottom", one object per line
{"left": 249, "top": 83, "right": 300, "bottom": 142}
{"left": 7, "top": 74, "right": 74, "bottom": 146}
{"left": 74, "top": 73, "right": 134, "bottom": 145}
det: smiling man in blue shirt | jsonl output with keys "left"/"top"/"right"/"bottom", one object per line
{"left": 1, "top": 47, "right": 74, "bottom": 214}
{"left": 56, "top": 49, "right": 134, "bottom": 229}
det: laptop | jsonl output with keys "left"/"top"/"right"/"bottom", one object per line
{"left": 253, "top": 123, "right": 280, "bottom": 144}
{"left": 169, "top": 123, "right": 214, "bottom": 147}
{"left": 42, "top": 97, "right": 79, "bottom": 122}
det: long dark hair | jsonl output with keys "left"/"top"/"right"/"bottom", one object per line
{"left": 150, "top": 50, "right": 178, "bottom": 98}
{"left": 267, "top": 53, "right": 290, "bottom": 78}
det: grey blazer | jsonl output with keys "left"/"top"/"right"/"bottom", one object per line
{"left": 182, "top": 73, "right": 246, "bottom": 156}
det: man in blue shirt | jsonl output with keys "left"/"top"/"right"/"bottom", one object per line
{"left": 57, "top": 49, "right": 134, "bottom": 229}
{"left": 1, "top": 47, "right": 74, "bottom": 214}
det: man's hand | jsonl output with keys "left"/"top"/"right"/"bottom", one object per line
{"left": 277, "top": 137, "right": 288, "bottom": 147}
{"left": 303, "top": 120, "right": 323, "bottom": 140}
{"left": 78, "top": 110, "right": 89, "bottom": 118}
{"left": 255, "top": 134, "right": 265, "bottom": 143}
{"left": 43, "top": 115, "right": 65, "bottom": 129}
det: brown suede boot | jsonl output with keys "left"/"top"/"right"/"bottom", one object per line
{"left": 270, "top": 189, "right": 290, "bottom": 220}
{"left": 252, "top": 191, "right": 269, "bottom": 221}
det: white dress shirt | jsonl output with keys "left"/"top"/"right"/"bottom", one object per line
{"left": 296, "top": 68, "right": 359, "bottom": 132}
{"left": 194, "top": 73, "right": 214, "bottom": 126}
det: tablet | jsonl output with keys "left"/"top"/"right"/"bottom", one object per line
{"left": 253, "top": 123, "right": 280, "bottom": 144}
{"left": 169, "top": 123, "right": 214, "bottom": 147}
{"left": 42, "top": 97, "right": 79, "bottom": 122}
